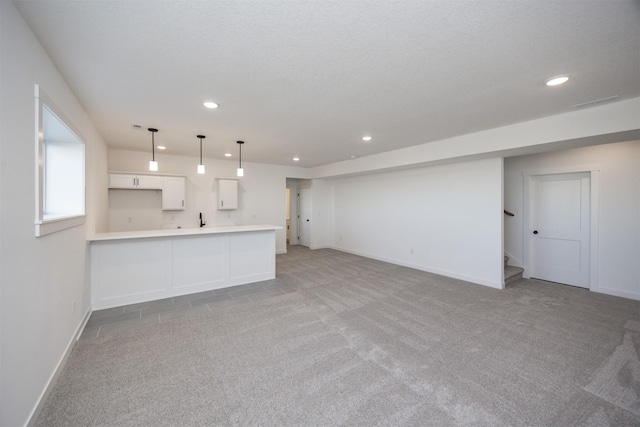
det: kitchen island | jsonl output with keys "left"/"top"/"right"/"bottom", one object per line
{"left": 88, "top": 225, "right": 281, "bottom": 310}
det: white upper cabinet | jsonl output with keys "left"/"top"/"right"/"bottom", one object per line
{"left": 109, "top": 173, "right": 137, "bottom": 188}
{"left": 162, "top": 176, "right": 186, "bottom": 210}
{"left": 217, "top": 179, "right": 238, "bottom": 210}
{"left": 109, "top": 173, "right": 163, "bottom": 189}
{"left": 136, "top": 175, "right": 164, "bottom": 189}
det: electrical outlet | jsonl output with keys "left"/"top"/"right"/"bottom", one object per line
{"left": 410, "top": 248, "right": 414, "bottom": 254}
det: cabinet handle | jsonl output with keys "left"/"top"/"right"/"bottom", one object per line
{"left": 182, "top": 200, "right": 184, "bottom": 207}
{"left": 221, "top": 200, "right": 224, "bottom": 207}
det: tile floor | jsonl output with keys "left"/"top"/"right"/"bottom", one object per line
{"left": 82, "top": 278, "right": 299, "bottom": 339}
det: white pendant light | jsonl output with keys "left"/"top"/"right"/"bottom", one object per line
{"left": 236, "top": 141, "right": 244, "bottom": 177}
{"left": 197, "top": 135, "right": 206, "bottom": 174}
{"left": 148, "top": 128, "right": 158, "bottom": 171}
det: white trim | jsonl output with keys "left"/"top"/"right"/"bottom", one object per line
{"left": 523, "top": 167, "right": 600, "bottom": 292}
{"left": 588, "top": 170, "right": 600, "bottom": 295}
{"left": 35, "top": 215, "right": 85, "bottom": 237}
{"left": 34, "top": 84, "right": 86, "bottom": 237}
{"left": 500, "top": 157, "right": 505, "bottom": 288}
{"left": 26, "top": 307, "right": 92, "bottom": 427}
{"left": 591, "top": 286, "right": 640, "bottom": 301}
{"left": 329, "top": 245, "right": 504, "bottom": 289}
{"left": 521, "top": 164, "right": 601, "bottom": 177}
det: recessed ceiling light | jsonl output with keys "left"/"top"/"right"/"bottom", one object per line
{"left": 203, "top": 101, "right": 219, "bottom": 109}
{"left": 157, "top": 145, "right": 166, "bottom": 150}
{"left": 293, "top": 157, "right": 300, "bottom": 162}
{"left": 546, "top": 75, "right": 569, "bottom": 86}
{"left": 362, "top": 136, "right": 372, "bottom": 141}
{"left": 224, "top": 153, "right": 232, "bottom": 157}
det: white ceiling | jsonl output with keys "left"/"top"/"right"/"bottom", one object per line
{"left": 14, "top": 0, "right": 640, "bottom": 168}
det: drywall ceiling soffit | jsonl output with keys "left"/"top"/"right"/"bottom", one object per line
{"left": 13, "top": 0, "right": 640, "bottom": 168}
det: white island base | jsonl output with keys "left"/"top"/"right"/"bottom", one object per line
{"left": 88, "top": 225, "right": 281, "bottom": 310}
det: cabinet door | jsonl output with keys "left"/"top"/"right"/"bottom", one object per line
{"left": 218, "top": 179, "right": 238, "bottom": 210}
{"left": 136, "top": 175, "right": 163, "bottom": 189}
{"left": 162, "top": 176, "right": 186, "bottom": 210}
{"left": 109, "top": 174, "right": 137, "bottom": 188}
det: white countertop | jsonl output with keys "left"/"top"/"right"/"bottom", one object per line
{"left": 87, "top": 224, "right": 282, "bottom": 242}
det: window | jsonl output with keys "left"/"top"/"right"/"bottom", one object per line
{"left": 35, "top": 85, "right": 85, "bottom": 236}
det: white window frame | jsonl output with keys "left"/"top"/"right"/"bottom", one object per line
{"left": 35, "top": 85, "right": 86, "bottom": 237}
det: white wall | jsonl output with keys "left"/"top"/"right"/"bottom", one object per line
{"left": 0, "top": 2, "right": 109, "bottom": 426}
{"left": 505, "top": 140, "right": 640, "bottom": 300}
{"left": 327, "top": 157, "right": 504, "bottom": 288}
{"left": 108, "top": 149, "right": 310, "bottom": 254}
{"left": 109, "top": 189, "right": 163, "bottom": 231}
{"left": 309, "top": 179, "right": 334, "bottom": 250}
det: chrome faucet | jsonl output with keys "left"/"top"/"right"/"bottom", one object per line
{"left": 199, "top": 212, "right": 205, "bottom": 228}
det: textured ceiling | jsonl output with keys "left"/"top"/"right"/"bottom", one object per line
{"left": 13, "top": 0, "right": 640, "bottom": 167}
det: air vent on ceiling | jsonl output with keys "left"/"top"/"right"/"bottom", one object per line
{"left": 573, "top": 95, "right": 619, "bottom": 109}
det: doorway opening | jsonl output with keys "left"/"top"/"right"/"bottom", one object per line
{"left": 285, "top": 178, "right": 311, "bottom": 249}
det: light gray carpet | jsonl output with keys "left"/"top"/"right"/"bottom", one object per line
{"left": 36, "top": 246, "right": 640, "bottom": 426}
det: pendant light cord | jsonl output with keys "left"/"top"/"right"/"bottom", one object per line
{"left": 148, "top": 128, "right": 158, "bottom": 161}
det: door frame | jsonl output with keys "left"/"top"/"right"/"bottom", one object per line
{"left": 298, "top": 187, "right": 311, "bottom": 247}
{"left": 522, "top": 166, "right": 600, "bottom": 290}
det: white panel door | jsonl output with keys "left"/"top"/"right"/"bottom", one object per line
{"left": 530, "top": 173, "right": 590, "bottom": 288}
{"left": 299, "top": 188, "right": 311, "bottom": 247}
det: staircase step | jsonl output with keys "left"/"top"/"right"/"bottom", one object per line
{"left": 505, "top": 265, "right": 524, "bottom": 286}
{"left": 504, "top": 256, "right": 508, "bottom": 268}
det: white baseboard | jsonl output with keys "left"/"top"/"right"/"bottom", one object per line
{"left": 309, "top": 245, "right": 330, "bottom": 250}
{"left": 591, "top": 286, "right": 640, "bottom": 301}
{"left": 26, "top": 307, "right": 92, "bottom": 427}
{"left": 329, "top": 245, "right": 504, "bottom": 290}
